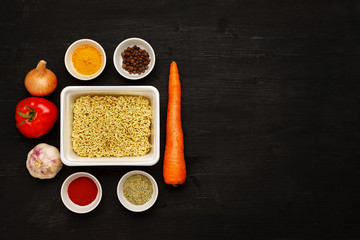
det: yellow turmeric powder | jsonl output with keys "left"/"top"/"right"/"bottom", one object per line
{"left": 72, "top": 45, "right": 102, "bottom": 75}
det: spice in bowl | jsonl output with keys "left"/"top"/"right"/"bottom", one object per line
{"left": 72, "top": 45, "right": 103, "bottom": 76}
{"left": 121, "top": 45, "right": 150, "bottom": 74}
{"left": 123, "top": 174, "right": 153, "bottom": 205}
{"left": 68, "top": 176, "right": 98, "bottom": 206}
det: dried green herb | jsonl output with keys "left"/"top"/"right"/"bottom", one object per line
{"left": 123, "top": 174, "right": 153, "bottom": 205}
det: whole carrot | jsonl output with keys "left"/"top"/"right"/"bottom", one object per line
{"left": 163, "top": 61, "right": 186, "bottom": 186}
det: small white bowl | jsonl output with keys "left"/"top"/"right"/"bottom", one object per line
{"left": 113, "top": 38, "right": 155, "bottom": 80}
{"left": 117, "top": 170, "right": 158, "bottom": 212}
{"left": 61, "top": 172, "right": 102, "bottom": 214}
{"left": 64, "top": 39, "right": 106, "bottom": 80}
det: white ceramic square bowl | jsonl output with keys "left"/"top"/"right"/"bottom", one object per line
{"left": 60, "top": 86, "right": 160, "bottom": 166}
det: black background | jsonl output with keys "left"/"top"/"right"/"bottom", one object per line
{"left": 1, "top": 0, "right": 360, "bottom": 239}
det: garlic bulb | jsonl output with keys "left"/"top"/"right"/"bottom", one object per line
{"left": 26, "top": 143, "right": 63, "bottom": 179}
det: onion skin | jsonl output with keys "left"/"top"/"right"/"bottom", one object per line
{"left": 26, "top": 143, "right": 62, "bottom": 179}
{"left": 25, "top": 60, "right": 57, "bottom": 96}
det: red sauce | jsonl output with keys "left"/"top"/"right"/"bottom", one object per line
{"left": 68, "top": 177, "right": 98, "bottom": 206}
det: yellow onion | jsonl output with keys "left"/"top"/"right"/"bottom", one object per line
{"left": 25, "top": 60, "right": 57, "bottom": 96}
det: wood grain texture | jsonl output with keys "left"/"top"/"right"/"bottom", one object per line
{"left": 1, "top": 0, "right": 360, "bottom": 239}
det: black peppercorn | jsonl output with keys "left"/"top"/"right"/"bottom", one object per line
{"left": 121, "top": 45, "right": 151, "bottom": 74}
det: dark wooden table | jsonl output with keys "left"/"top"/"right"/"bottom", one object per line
{"left": 1, "top": 0, "right": 360, "bottom": 239}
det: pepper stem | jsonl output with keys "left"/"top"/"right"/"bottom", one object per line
{"left": 16, "top": 105, "right": 37, "bottom": 126}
